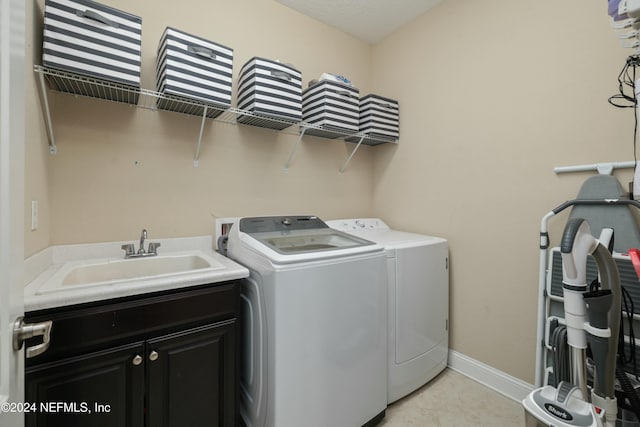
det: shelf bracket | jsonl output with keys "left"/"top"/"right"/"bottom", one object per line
{"left": 193, "top": 106, "right": 208, "bottom": 167}
{"left": 36, "top": 71, "right": 57, "bottom": 154}
{"left": 284, "top": 127, "right": 307, "bottom": 170}
{"left": 339, "top": 135, "right": 365, "bottom": 173}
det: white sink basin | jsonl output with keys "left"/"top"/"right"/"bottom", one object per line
{"left": 62, "top": 254, "right": 214, "bottom": 286}
{"left": 37, "top": 251, "right": 225, "bottom": 294}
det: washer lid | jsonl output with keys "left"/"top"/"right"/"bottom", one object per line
{"left": 252, "top": 228, "right": 375, "bottom": 255}
{"left": 236, "top": 216, "right": 381, "bottom": 262}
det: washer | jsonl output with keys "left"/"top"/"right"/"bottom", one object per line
{"left": 327, "top": 218, "right": 449, "bottom": 404}
{"left": 226, "top": 215, "right": 388, "bottom": 427}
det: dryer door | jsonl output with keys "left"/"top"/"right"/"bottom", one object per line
{"left": 395, "top": 242, "right": 449, "bottom": 363}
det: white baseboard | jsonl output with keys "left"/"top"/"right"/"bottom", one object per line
{"left": 447, "top": 350, "right": 535, "bottom": 403}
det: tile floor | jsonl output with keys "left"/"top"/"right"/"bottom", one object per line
{"left": 381, "top": 369, "right": 525, "bottom": 427}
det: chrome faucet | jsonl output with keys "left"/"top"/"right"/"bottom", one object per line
{"left": 139, "top": 229, "right": 147, "bottom": 254}
{"left": 121, "top": 228, "right": 160, "bottom": 259}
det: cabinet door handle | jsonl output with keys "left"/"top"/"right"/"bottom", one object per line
{"left": 132, "top": 355, "right": 143, "bottom": 366}
{"left": 149, "top": 351, "right": 159, "bottom": 361}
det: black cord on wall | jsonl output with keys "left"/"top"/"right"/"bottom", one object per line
{"left": 608, "top": 55, "right": 640, "bottom": 109}
{"left": 609, "top": 55, "right": 640, "bottom": 198}
{"left": 609, "top": 55, "right": 640, "bottom": 197}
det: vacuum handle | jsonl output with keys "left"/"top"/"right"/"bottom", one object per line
{"left": 561, "top": 218, "right": 597, "bottom": 288}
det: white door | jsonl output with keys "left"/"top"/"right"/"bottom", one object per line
{"left": 0, "top": 0, "right": 26, "bottom": 425}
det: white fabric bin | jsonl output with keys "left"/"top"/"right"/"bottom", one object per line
{"left": 237, "top": 57, "right": 302, "bottom": 130}
{"left": 301, "top": 80, "right": 359, "bottom": 138}
{"left": 43, "top": 0, "right": 142, "bottom": 92}
{"left": 156, "top": 27, "right": 233, "bottom": 118}
{"left": 359, "top": 94, "right": 399, "bottom": 142}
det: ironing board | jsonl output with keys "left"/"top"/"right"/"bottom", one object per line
{"left": 569, "top": 175, "right": 640, "bottom": 252}
{"left": 536, "top": 176, "right": 640, "bottom": 388}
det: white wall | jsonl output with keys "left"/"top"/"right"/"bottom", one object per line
{"left": 371, "top": 0, "right": 634, "bottom": 382}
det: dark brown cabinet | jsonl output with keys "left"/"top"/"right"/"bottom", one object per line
{"left": 24, "top": 281, "right": 240, "bottom": 427}
{"left": 146, "top": 322, "right": 236, "bottom": 427}
{"left": 25, "top": 342, "right": 145, "bottom": 427}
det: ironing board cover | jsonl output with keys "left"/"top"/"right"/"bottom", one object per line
{"left": 568, "top": 175, "right": 640, "bottom": 253}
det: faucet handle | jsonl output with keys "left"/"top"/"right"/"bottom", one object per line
{"left": 148, "top": 242, "right": 161, "bottom": 254}
{"left": 121, "top": 244, "right": 135, "bottom": 257}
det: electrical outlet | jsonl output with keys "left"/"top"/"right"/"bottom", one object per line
{"left": 31, "top": 200, "right": 38, "bottom": 231}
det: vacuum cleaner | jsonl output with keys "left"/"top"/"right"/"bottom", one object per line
{"left": 523, "top": 218, "right": 621, "bottom": 427}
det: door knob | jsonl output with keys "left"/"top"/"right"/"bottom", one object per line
{"left": 132, "top": 355, "right": 143, "bottom": 366}
{"left": 13, "top": 317, "right": 53, "bottom": 358}
{"left": 149, "top": 350, "right": 159, "bottom": 361}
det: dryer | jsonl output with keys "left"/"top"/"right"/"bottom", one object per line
{"left": 327, "top": 218, "right": 449, "bottom": 403}
{"left": 226, "top": 216, "right": 388, "bottom": 427}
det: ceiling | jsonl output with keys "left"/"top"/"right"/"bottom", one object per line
{"left": 274, "top": 0, "right": 442, "bottom": 44}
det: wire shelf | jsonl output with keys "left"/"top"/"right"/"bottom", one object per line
{"left": 36, "top": 65, "right": 227, "bottom": 117}
{"left": 34, "top": 65, "right": 397, "bottom": 169}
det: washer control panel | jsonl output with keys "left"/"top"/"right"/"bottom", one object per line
{"left": 239, "top": 216, "right": 327, "bottom": 233}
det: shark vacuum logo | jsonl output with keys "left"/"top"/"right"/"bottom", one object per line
{"left": 544, "top": 403, "right": 573, "bottom": 421}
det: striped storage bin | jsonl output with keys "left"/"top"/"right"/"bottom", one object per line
{"left": 237, "top": 57, "right": 302, "bottom": 130}
{"left": 42, "top": 0, "right": 142, "bottom": 103}
{"left": 301, "top": 80, "right": 359, "bottom": 138}
{"left": 359, "top": 94, "right": 399, "bottom": 143}
{"left": 156, "top": 27, "right": 233, "bottom": 118}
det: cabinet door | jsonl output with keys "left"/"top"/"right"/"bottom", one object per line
{"left": 25, "top": 342, "right": 145, "bottom": 427}
{"left": 146, "top": 321, "right": 237, "bottom": 427}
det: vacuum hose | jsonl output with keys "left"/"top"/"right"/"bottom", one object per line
{"left": 583, "top": 288, "right": 614, "bottom": 395}
{"left": 588, "top": 243, "right": 621, "bottom": 400}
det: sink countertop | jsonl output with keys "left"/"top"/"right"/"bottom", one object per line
{"left": 24, "top": 236, "right": 249, "bottom": 312}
